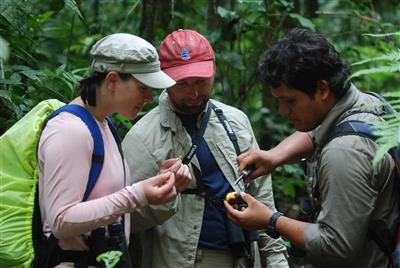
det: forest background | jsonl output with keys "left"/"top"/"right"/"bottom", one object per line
{"left": 0, "top": 0, "right": 399, "bottom": 223}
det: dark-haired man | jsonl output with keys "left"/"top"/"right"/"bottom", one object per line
{"left": 225, "top": 28, "right": 399, "bottom": 268}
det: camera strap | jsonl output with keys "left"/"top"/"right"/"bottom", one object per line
{"left": 180, "top": 101, "right": 246, "bottom": 203}
{"left": 179, "top": 102, "right": 214, "bottom": 204}
{"left": 210, "top": 102, "right": 241, "bottom": 155}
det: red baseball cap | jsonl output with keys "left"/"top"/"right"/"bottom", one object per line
{"left": 159, "top": 29, "right": 215, "bottom": 82}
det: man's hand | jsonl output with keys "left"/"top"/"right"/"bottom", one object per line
{"left": 159, "top": 159, "right": 192, "bottom": 192}
{"left": 237, "top": 149, "right": 278, "bottom": 181}
{"left": 237, "top": 132, "right": 314, "bottom": 181}
{"left": 142, "top": 172, "right": 177, "bottom": 205}
{"left": 224, "top": 192, "right": 273, "bottom": 230}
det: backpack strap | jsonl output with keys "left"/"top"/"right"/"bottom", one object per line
{"left": 106, "top": 117, "right": 124, "bottom": 158}
{"left": 364, "top": 91, "right": 395, "bottom": 114}
{"left": 45, "top": 104, "right": 104, "bottom": 201}
{"left": 327, "top": 120, "right": 378, "bottom": 144}
{"left": 106, "top": 117, "right": 127, "bottom": 197}
{"left": 326, "top": 90, "right": 395, "bottom": 144}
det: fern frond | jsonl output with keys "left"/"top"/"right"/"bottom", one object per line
{"left": 355, "top": 31, "right": 400, "bottom": 166}
{"left": 383, "top": 91, "right": 400, "bottom": 98}
{"left": 349, "top": 64, "right": 400, "bottom": 80}
{"left": 362, "top": 32, "right": 400, "bottom": 37}
{"left": 352, "top": 50, "right": 400, "bottom": 66}
{"left": 372, "top": 112, "right": 400, "bottom": 166}
{"left": 373, "top": 140, "right": 399, "bottom": 166}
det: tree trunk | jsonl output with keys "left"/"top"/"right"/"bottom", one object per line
{"left": 305, "top": 0, "right": 318, "bottom": 18}
{"left": 207, "top": 0, "right": 223, "bottom": 31}
{"left": 140, "top": 0, "right": 156, "bottom": 43}
{"left": 154, "top": 0, "right": 172, "bottom": 36}
{"left": 258, "top": 0, "right": 278, "bottom": 149}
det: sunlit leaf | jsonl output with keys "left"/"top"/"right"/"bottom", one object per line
{"left": 20, "top": 69, "right": 43, "bottom": 81}
{"left": 289, "top": 13, "right": 315, "bottom": 30}
{"left": 217, "top": 6, "right": 238, "bottom": 20}
{"left": 220, "top": 51, "right": 246, "bottom": 70}
{"left": 0, "top": 88, "right": 12, "bottom": 101}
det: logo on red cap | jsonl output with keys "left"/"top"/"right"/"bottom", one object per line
{"left": 181, "top": 48, "right": 190, "bottom": 60}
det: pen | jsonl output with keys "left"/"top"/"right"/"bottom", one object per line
{"left": 234, "top": 166, "right": 255, "bottom": 186}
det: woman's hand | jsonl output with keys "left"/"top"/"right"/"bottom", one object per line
{"left": 159, "top": 159, "right": 192, "bottom": 192}
{"left": 142, "top": 172, "right": 177, "bottom": 205}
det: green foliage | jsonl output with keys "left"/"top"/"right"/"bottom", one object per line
{"left": 350, "top": 32, "right": 400, "bottom": 82}
{"left": 373, "top": 102, "right": 400, "bottom": 166}
{"left": 0, "top": 1, "right": 87, "bottom": 133}
{"left": 347, "top": 31, "right": 400, "bottom": 165}
{"left": 96, "top": 250, "right": 122, "bottom": 268}
{"left": 273, "top": 164, "right": 306, "bottom": 201}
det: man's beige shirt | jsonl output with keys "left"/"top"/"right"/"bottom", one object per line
{"left": 122, "top": 91, "right": 288, "bottom": 268}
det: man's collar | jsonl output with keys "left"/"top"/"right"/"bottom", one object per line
{"left": 159, "top": 90, "right": 210, "bottom": 131}
{"left": 312, "top": 84, "right": 360, "bottom": 148}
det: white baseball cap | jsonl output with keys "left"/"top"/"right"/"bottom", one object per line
{"left": 90, "top": 33, "right": 175, "bottom": 89}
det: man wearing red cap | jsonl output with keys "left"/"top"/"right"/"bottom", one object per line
{"left": 122, "top": 29, "right": 288, "bottom": 268}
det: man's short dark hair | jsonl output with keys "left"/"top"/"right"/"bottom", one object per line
{"left": 258, "top": 28, "right": 351, "bottom": 99}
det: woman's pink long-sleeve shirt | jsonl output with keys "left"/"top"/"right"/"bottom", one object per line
{"left": 38, "top": 112, "right": 148, "bottom": 251}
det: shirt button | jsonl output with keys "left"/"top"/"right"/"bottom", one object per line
{"left": 193, "top": 225, "right": 198, "bottom": 230}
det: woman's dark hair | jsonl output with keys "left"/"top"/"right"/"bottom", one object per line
{"left": 258, "top": 28, "right": 351, "bottom": 99}
{"left": 79, "top": 72, "right": 133, "bottom": 106}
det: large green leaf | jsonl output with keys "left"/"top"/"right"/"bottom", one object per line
{"left": 289, "top": 13, "right": 315, "bottom": 30}
{"left": 220, "top": 51, "right": 246, "bottom": 71}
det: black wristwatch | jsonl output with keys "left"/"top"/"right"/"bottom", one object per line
{"left": 265, "top": 211, "right": 283, "bottom": 239}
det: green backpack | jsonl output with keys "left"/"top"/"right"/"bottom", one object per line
{"left": 0, "top": 99, "right": 119, "bottom": 267}
{"left": 0, "top": 99, "right": 65, "bottom": 267}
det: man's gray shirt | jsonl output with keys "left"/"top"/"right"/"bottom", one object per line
{"left": 304, "top": 85, "right": 399, "bottom": 267}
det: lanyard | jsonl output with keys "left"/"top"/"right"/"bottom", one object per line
{"left": 181, "top": 103, "right": 213, "bottom": 165}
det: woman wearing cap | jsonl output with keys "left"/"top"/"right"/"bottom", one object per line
{"left": 37, "top": 33, "right": 191, "bottom": 267}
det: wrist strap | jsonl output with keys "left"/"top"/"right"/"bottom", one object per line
{"left": 266, "top": 211, "right": 283, "bottom": 239}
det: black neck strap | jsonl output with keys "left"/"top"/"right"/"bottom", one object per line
{"left": 210, "top": 102, "right": 241, "bottom": 155}
{"left": 182, "top": 103, "right": 213, "bottom": 165}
